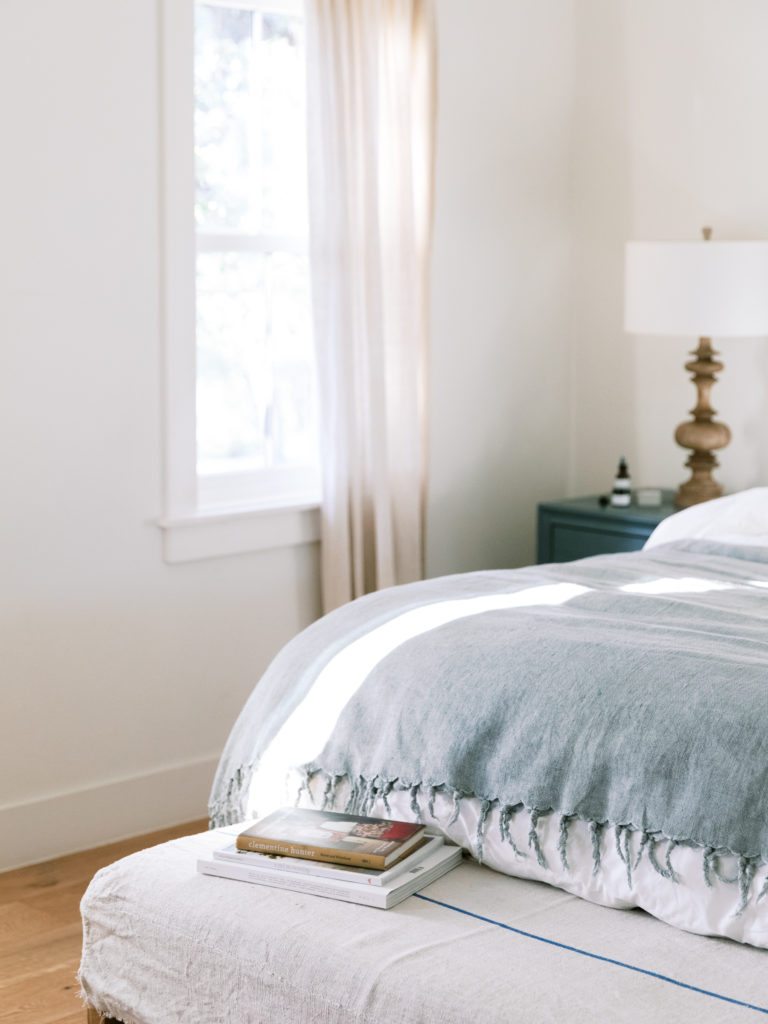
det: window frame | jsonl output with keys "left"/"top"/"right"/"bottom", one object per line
{"left": 158, "top": 0, "right": 320, "bottom": 563}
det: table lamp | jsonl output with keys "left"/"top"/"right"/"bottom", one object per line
{"left": 624, "top": 229, "right": 768, "bottom": 508}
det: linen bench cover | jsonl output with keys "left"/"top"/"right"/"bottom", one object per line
{"left": 79, "top": 828, "right": 768, "bottom": 1023}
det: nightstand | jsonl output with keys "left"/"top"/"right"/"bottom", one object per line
{"left": 537, "top": 492, "right": 678, "bottom": 563}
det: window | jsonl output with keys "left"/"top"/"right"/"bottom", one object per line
{"left": 160, "top": 0, "right": 320, "bottom": 562}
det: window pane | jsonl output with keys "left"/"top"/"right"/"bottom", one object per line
{"left": 194, "top": 2, "right": 316, "bottom": 495}
{"left": 196, "top": 250, "right": 317, "bottom": 471}
{"left": 259, "top": 14, "right": 307, "bottom": 234}
{"left": 194, "top": 6, "right": 252, "bottom": 231}
{"left": 194, "top": 5, "right": 307, "bottom": 235}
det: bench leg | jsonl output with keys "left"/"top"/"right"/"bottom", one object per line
{"left": 86, "top": 1008, "right": 123, "bottom": 1024}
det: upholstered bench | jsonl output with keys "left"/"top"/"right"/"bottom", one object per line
{"left": 79, "top": 826, "right": 768, "bottom": 1023}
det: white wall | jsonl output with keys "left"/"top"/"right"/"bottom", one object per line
{"left": 0, "top": 0, "right": 321, "bottom": 869}
{"left": 5, "top": 0, "right": 768, "bottom": 870}
{"left": 427, "top": 0, "right": 575, "bottom": 576}
{"left": 569, "top": 0, "right": 768, "bottom": 497}
{"left": 1, "top": 0, "right": 578, "bottom": 869}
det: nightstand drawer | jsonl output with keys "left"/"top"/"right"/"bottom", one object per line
{"left": 537, "top": 493, "right": 677, "bottom": 563}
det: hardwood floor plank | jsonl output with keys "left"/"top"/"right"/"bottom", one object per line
{"left": 0, "top": 819, "right": 209, "bottom": 902}
{"left": 0, "top": 965, "right": 83, "bottom": 1024}
{"left": 10, "top": 879, "right": 107, "bottom": 927}
{"left": 0, "top": 819, "right": 208, "bottom": 1024}
{"left": 0, "top": 926, "right": 81, "bottom": 990}
{"left": 0, "top": 903, "right": 61, "bottom": 953}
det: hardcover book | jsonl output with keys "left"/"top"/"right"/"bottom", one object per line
{"left": 198, "top": 841, "right": 463, "bottom": 909}
{"left": 235, "top": 807, "right": 427, "bottom": 868}
{"left": 214, "top": 834, "right": 443, "bottom": 886}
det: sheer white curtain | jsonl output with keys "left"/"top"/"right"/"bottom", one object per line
{"left": 306, "top": 0, "right": 437, "bottom": 613}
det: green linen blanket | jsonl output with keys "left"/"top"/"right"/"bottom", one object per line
{"left": 210, "top": 539, "right": 768, "bottom": 909}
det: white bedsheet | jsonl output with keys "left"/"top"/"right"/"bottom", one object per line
{"left": 79, "top": 828, "right": 768, "bottom": 1024}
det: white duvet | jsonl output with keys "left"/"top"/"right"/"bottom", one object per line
{"left": 309, "top": 781, "right": 768, "bottom": 949}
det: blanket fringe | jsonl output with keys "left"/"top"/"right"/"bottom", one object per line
{"left": 615, "top": 824, "right": 633, "bottom": 890}
{"left": 475, "top": 799, "right": 495, "bottom": 860}
{"left": 737, "top": 857, "right": 757, "bottom": 918}
{"left": 528, "top": 809, "right": 548, "bottom": 868}
{"left": 212, "top": 767, "right": 767, "bottom": 917}
{"left": 409, "top": 784, "right": 423, "bottom": 822}
{"left": 428, "top": 785, "right": 439, "bottom": 820}
{"left": 704, "top": 846, "right": 740, "bottom": 886}
{"left": 589, "top": 820, "right": 603, "bottom": 876}
{"left": 558, "top": 814, "right": 574, "bottom": 871}
{"left": 499, "top": 804, "right": 525, "bottom": 858}
{"left": 447, "top": 789, "right": 465, "bottom": 827}
{"left": 646, "top": 832, "right": 675, "bottom": 881}
{"left": 208, "top": 765, "right": 252, "bottom": 828}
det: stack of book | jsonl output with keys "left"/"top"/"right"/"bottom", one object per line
{"left": 197, "top": 806, "right": 463, "bottom": 909}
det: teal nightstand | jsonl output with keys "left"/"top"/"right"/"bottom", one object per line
{"left": 537, "top": 492, "right": 678, "bottom": 564}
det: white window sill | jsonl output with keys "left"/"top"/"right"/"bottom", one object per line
{"left": 158, "top": 499, "right": 321, "bottom": 564}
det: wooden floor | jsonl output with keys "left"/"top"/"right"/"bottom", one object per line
{"left": 0, "top": 820, "right": 207, "bottom": 1024}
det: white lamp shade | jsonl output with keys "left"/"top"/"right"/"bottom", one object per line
{"left": 624, "top": 241, "right": 768, "bottom": 337}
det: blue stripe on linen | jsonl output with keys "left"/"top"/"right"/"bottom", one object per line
{"left": 413, "top": 894, "right": 768, "bottom": 1016}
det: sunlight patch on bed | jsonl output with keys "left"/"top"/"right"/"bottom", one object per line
{"left": 248, "top": 583, "right": 591, "bottom": 813}
{"left": 620, "top": 576, "right": 734, "bottom": 596}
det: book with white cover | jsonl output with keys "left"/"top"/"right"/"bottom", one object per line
{"left": 212, "top": 834, "right": 444, "bottom": 886}
{"left": 197, "top": 841, "right": 463, "bottom": 909}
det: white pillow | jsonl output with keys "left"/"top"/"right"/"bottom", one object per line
{"left": 644, "top": 487, "right": 768, "bottom": 549}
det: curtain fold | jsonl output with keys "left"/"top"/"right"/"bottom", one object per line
{"left": 306, "top": 0, "right": 437, "bottom": 613}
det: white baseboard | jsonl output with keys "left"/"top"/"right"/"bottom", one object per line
{"left": 0, "top": 755, "right": 219, "bottom": 871}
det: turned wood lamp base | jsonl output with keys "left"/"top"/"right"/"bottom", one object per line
{"left": 673, "top": 336, "right": 731, "bottom": 509}
{"left": 625, "top": 227, "right": 768, "bottom": 509}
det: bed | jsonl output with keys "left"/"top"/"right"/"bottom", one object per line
{"left": 80, "top": 488, "right": 768, "bottom": 1022}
